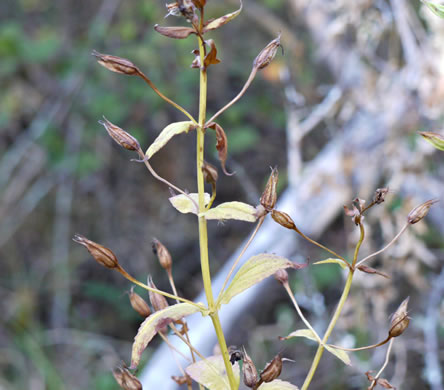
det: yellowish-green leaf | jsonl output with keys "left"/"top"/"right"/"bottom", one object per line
{"left": 313, "top": 258, "right": 348, "bottom": 269}
{"left": 130, "top": 303, "right": 202, "bottom": 369}
{"left": 203, "top": 1, "right": 243, "bottom": 32}
{"left": 281, "top": 329, "right": 351, "bottom": 366}
{"left": 219, "top": 254, "right": 295, "bottom": 306}
{"left": 169, "top": 193, "right": 210, "bottom": 214}
{"left": 419, "top": 131, "right": 444, "bottom": 151}
{"left": 325, "top": 344, "right": 351, "bottom": 366}
{"left": 201, "top": 201, "right": 257, "bottom": 222}
{"left": 280, "top": 328, "right": 318, "bottom": 342}
{"left": 258, "top": 379, "right": 300, "bottom": 389}
{"left": 186, "top": 355, "right": 240, "bottom": 390}
{"left": 145, "top": 121, "right": 194, "bottom": 159}
{"left": 422, "top": 0, "right": 444, "bottom": 18}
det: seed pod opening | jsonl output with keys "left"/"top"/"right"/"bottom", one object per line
{"left": 99, "top": 117, "right": 141, "bottom": 151}
{"left": 73, "top": 234, "right": 119, "bottom": 269}
{"left": 242, "top": 348, "right": 258, "bottom": 388}
{"left": 260, "top": 167, "right": 278, "bottom": 211}
{"left": 253, "top": 33, "right": 282, "bottom": 70}
{"left": 92, "top": 50, "right": 140, "bottom": 76}
{"left": 407, "top": 199, "right": 438, "bottom": 224}
{"left": 389, "top": 297, "right": 410, "bottom": 338}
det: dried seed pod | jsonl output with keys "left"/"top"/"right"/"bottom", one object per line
{"left": 171, "top": 375, "right": 192, "bottom": 386}
{"left": 271, "top": 210, "right": 296, "bottom": 230}
{"left": 154, "top": 25, "right": 196, "bottom": 39}
{"left": 253, "top": 34, "right": 282, "bottom": 70}
{"left": 389, "top": 297, "right": 410, "bottom": 338}
{"left": 202, "top": 161, "right": 218, "bottom": 184}
{"left": 357, "top": 265, "right": 390, "bottom": 279}
{"left": 73, "top": 234, "right": 119, "bottom": 269}
{"left": 242, "top": 348, "right": 258, "bottom": 388}
{"left": 373, "top": 188, "right": 389, "bottom": 204}
{"left": 229, "top": 348, "right": 243, "bottom": 365}
{"left": 148, "top": 276, "right": 169, "bottom": 312}
{"left": 99, "top": 117, "right": 140, "bottom": 151}
{"left": 274, "top": 269, "right": 289, "bottom": 285}
{"left": 178, "top": 0, "right": 197, "bottom": 22}
{"left": 260, "top": 167, "right": 278, "bottom": 211}
{"left": 92, "top": 50, "right": 139, "bottom": 76}
{"left": 129, "top": 287, "right": 152, "bottom": 317}
{"left": 260, "top": 354, "right": 282, "bottom": 383}
{"left": 407, "top": 199, "right": 438, "bottom": 224}
{"left": 152, "top": 238, "right": 172, "bottom": 273}
{"left": 113, "top": 367, "right": 143, "bottom": 390}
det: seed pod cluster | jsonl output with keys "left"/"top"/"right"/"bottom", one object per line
{"left": 73, "top": 234, "right": 119, "bottom": 269}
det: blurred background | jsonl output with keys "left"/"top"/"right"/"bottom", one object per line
{"left": 1, "top": 0, "right": 443, "bottom": 389}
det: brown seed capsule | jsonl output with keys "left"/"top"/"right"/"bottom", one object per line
{"left": 73, "top": 234, "right": 119, "bottom": 269}
{"left": 260, "top": 167, "right": 278, "bottom": 211}
{"left": 242, "top": 348, "right": 258, "bottom": 388}
{"left": 389, "top": 297, "right": 410, "bottom": 338}
{"left": 407, "top": 199, "right": 438, "bottom": 224}
{"left": 274, "top": 269, "right": 289, "bottom": 285}
{"left": 374, "top": 188, "right": 389, "bottom": 204}
{"left": 253, "top": 34, "right": 282, "bottom": 70}
{"left": 148, "top": 276, "right": 169, "bottom": 312}
{"left": 99, "top": 117, "right": 140, "bottom": 151}
{"left": 152, "top": 238, "right": 172, "bottom": 273}
{"left": 129, "top": 287, "right": 152, "bottom": 317}
{"left": 260, "top": 354, "right": 282, "bottom": 383}
{"left": 271, "top": 210, "right": 296, "bottom": 230}
{"left": 202, "top": 161, "right": 218, "bottom": 184}
{"left": 171, "top": 375, "right": 192, "bottom": 386}
{"left": 92, "top": 50, "right": 139, "bottom": 76}
{"left": 113, "top": 367, "right": 143, "bottom": 390}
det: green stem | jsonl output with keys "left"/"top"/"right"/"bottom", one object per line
{"left": 196, "top": 33, "right": 237, "bottom": 389}
{"left": 301, "top": 222, "right": 365, "bottom": 389}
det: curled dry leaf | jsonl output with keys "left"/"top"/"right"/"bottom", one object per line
{"left": 154, "top": 24, "right": 196, "bottom": 39}
{"left": 204, "top": 39, "right": 221, "bottom": 68}
{"left": 130, "top": 303, "right": 203, "bottom": 369}
{"left": 203, "top": 0, "right": 243, "bottom": 32}
{"left": 206, "top": 122, "right": 233, "bottom": 175}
